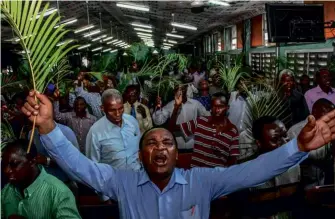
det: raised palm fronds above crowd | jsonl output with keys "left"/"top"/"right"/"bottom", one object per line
{"left": 1, "top": 0, "right": 78, "bottom": 152}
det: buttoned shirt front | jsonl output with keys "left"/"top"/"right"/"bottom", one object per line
{"left": 85, "top": 114, "right": 141, "bottom": 170}
{"left": 1, "top": 167, "right": 81, "bottom": 219}
{"left": 40, "top": 127, "right": 308, "bottom": 219}
{"left": 124, "top": 101, "right": 153, "bottom": 134}
{"left": 304, "top": 85, "right": 335, "bottom": 112}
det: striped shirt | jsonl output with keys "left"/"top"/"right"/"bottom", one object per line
{"left": 180, "top": 116, "right": 240, "bottom": 167}
{"left": 1, "top": 167, "right": 81, "bottom": 219}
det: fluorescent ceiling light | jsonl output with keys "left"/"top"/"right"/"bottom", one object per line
{"left": 123, "top": 52, "right": 128, "bottom": 56}
{"left": 163, "top": 47, "right": 171, "bottom": 50}
{"left": 134, "top": 28, "right": 152, "bottom": 33}
{"left": 209, "top": 0, "right": 230, "bottom": 6}
{"left": 168, "top": 40, "right": 178, "bottom": 44}
{"left": 137, "top": 32, "right": 152, "bottom": 37}
{"left": 166, "top": 33, "right": 184, "bottom": 39}
{"left": 103, "top": 48, "right": 112, "bottom": 52}
{"left": 78, "top": 44, "right": 91, "bottom": 50}
{"left": 56, "top": 39, "right": 74, "bottom": 47}
{"left": 171, "top": 22, "right": 197, "bottom": 31}
{"left": 110, "top": 49, "right": 118, "bottom": 53}
{"left": 103, "top": 36, "right": 114, "bottom": 42}
{"left": 153, "top": 49, "right": 158, "bottom": 54}
{"left": 92, "top": 35, "right": 107, "bottom": 42}
{"left": 74, "top": 25, "right": 95, "bottom": 33}
{"left": 54, "top": 18, "right": 77, "bottom": 28}
{"left": 131, "top": 23, "right": 152, "bottom": 29}
{"left": 35, "top": 8, "right": 58, "bottom": 19}
{"left": 92, "top": 47, "right": 103, "bottom": 52}
{"left": 107, "top": 40, "right": 120, "bottom": 45}
{"left": 116, "top": 3, "right": 149, "bottom": 12}
{"left": 83, "top": 29, "right": 101, "bottom": 37}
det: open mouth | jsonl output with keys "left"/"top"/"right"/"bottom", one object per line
{"left": 153, "top": 154, "right": 168, "bottom": 166}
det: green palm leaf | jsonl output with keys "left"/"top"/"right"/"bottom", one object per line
{"left": 1, "top": 0, "right": 78, "bottom": 153}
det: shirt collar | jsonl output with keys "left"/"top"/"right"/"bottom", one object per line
{"left": 24, "top": 166, "right": 47, "bottom": 198}
{"left": 315, "top": 85, "right": 335, "bottom": 94}
{"left": 137, "top": 168, "right": 188, "bottom": 187}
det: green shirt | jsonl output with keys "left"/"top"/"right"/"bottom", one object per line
{"left": 1, "top": 167, "right": 81, "bottom": 219}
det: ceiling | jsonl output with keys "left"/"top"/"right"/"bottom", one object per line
{"left": 1, "top": 0, "right": 291, "bottom": 51}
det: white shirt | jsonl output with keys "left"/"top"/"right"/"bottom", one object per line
{"left": 228, "top": 91, "right": 247, "bottom": 132}
{"left": 152, "top": 99, "right": 210, "bottom": 149}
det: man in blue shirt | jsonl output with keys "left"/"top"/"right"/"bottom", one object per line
{"left": 22, "top": 90, "right": 335, "bottom": 219}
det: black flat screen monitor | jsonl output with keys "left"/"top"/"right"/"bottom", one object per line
{"left": 266, "top": 4, "right": 325, "bottom": 43}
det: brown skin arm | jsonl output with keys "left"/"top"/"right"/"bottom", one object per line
{"left": 168, "top": 104, "right": 182, "bottom": 132}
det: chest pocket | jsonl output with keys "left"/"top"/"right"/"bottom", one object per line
{"left": 180, "top": 205, "right": 201, "bottom": 219}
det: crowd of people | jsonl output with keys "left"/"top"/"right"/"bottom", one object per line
{"left": 1, "top": 64, "right": 335, "bottom": 219}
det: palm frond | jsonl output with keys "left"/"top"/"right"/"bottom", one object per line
{"left": 1, "top": 0, "right": 78, "bottom": 92}
{"left": 128, "top": 42, "right": 150, "bottom": 63}
{"left": 1, "top": 74, "right": 27, "bottom": 92}
{"left": 218, "top": 62, "right": 249, "bottom": 93}
{"left": 1, "top": 0, "right": 78, "bottom": 153}
{"left": 1, "top": 119, "right": 16, "bottom": 151}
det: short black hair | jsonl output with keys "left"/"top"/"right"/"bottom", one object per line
{"left": 315, "top": 68, "right": 329, "bottom": 79}
{"left": 139, "top": 127, "right": 178, "bottom": 150}
{"left": 125, "top": 84, "right": 140, "bottom": 94}
{"left": 74, "top": 96, "right": 87, "bottom": 105}
{"left": 300, "top": 74, "right": 309, "bottom": 80}
{"left": 312, "top": 98, "right": 335, "bottom": 110}
{"left": 211, "top": 92, "right": 227, "bottom": 103}
{"left": 2, "top": 139, "right": 37, "bottom": 157}
{"left": 252, "top": 116, "right": 278, "bottom": 141}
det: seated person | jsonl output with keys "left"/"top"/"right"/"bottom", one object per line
{"left": 1, "top": 140, "right": 81, "bottom": 219}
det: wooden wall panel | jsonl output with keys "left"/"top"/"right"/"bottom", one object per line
{"left": 251, "top": 15, "right": 263, "bottom": 47}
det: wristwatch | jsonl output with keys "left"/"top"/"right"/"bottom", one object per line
{"left": 46, "top": 157, "right": 51, "bottom": 166}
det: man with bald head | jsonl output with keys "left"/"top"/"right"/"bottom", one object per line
{"left": 21, "top": 90, "right": 335, "bottom": 219}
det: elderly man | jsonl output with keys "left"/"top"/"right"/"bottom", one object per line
{"left": 85, "top": 89, "right": 141, "bottom": 170}
{"left": 21, "top": 90, "right": 335, "bottom": 219}
{"left": 1, "top": 140, "right": 81, "bottom": 219}
{"left": 152, "top": 84, "right": 210, "bottom": 150}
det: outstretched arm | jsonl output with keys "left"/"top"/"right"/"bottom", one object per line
{"left": 21, "top": 90, "right": 118, "bottom": 199}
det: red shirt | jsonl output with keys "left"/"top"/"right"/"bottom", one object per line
{"left": 180, "top": 116, "right": 240, "bottom": 168}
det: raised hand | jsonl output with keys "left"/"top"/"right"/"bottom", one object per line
{"left": 297, "top": 110, "right": 335, "bottom": 152}
{"left": 156, "top": 96, "right": 162, "bottom": 109}
{"left": 21, "top": 90, "right": 55, "bottom": 134}
{"left": 137, "top": 105, "right": 147, "bottom": 119}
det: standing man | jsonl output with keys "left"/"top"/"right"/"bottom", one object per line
{"left": 123, "top": 85, "right": 153, "bottom": 134}
{"left": 85, "top": 89, "right": 141, "bottom": 170}
{"left": 305, "top": 69, "right": 335, "bottom": 112}
{"left": 169, "top": 92, "right": 239, "bottom": 167}
{"left": 54, "top": 95, "right": 97, "bottom": 153}
{"left": 75, "top": 72, "right": 103, "bottom": 118}
{"left": 21, "top": 90, "right": 335, "bottom": 219}
{"left": 1, "top": 140, "right": 81, "bottom": 219}
{"left": 152, "top": 84, "right": 210, "bottom": 150}
{"left": 194, "top": 79, "right": 211, "bottom": 111}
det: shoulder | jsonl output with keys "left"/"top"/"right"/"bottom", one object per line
{"left": 226, "top": 119, "right": 238, "bottom": 134}
{"left": 89, "top": 116, "right": 108, "bottom": 133}
{"left": 304, "top": 87, "right": 316, "bottom": 97}
{"left": 123, "top": 113, "right": 137, "bottom": 124}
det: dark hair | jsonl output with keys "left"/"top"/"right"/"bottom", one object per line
{"left": 252, "top": 116, "right": 278, "bottom": 141}
{"left": 12, "top": 92, "right": 25, "bottom": 102}
{"left": 139, "top": 127, "right": 178, "bottom": 150}
{"left": 125, "top": 84, "right": 140, "bottom": 94}
{"left": 312, "top": 98, "right": 335, "bottom": 110}
{"left": 300, "top": 74, "right": 310, "bottom": 80}
{"left": 74, "top": 96, "right": 87, "bottom": 105}
{"left": 2, "top": 139, "right": 37, "bottom": 157}
{"left": 315, "top": 69, "right": 329, "bottom": 79}
{"left": 211, "top": 92, "right": 227, "bottom": 103}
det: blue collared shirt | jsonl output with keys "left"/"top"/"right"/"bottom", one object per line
{"left": 85, "top": 114, "right": 141, "bottom": 170}
{"left": 30, "top": 123, "right": 79, "bottom": 182}
{"left": 41, "top": 126, "right": 308, "bottom": 219}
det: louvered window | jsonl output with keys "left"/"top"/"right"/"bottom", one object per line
{"left": 250, "top": 52, "right": 277, "bottom": 78}
{"left": 286, "top": 51, "right": 332, "bottom": 84}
